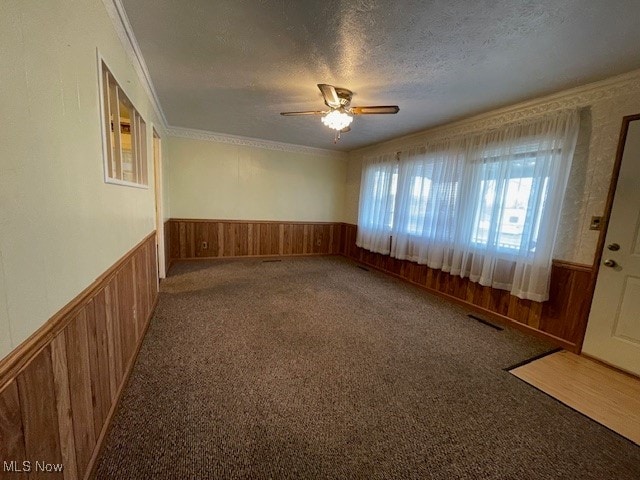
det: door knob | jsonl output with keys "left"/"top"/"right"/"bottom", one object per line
{"left": 603, "top": 259, "right": 617, "bottom": 268}
{"left": 607, "top": 243, "right": 620, "bottom": 251}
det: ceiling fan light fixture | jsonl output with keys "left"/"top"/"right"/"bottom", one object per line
{"left": 321, "top": 109, "right": 353, "bottom": 131}
{"left": 280, "top": 84, "right": 399, "bottom": 142}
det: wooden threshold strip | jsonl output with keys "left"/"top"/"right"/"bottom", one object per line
{"left": 510, "top": 350, "right": 640, "bottom": 446}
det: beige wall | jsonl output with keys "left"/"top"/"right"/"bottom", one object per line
{"left": 0, "top": 0, "right": 164, "bottom": 359}
{"left": 344, "top": 70, "right": 640, "bottom": 265}
{"left": 167, "top": 136, "right": 348, "bottom": 222}
{"left": 344, "top": 156, "right": 363, "bottom": 226}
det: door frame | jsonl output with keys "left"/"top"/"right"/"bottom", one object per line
{"left": 580, "top": 113, "right": 640, "bottom": 352}
{"left": 152, "top": 128, "right": 166, "bottom": 279}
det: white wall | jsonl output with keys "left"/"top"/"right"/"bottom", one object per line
{"left": 0, "top": 0, "right": 164, "bottom": 359}
{"left": 344, "top": 70, "right": 640, "bottom": 265}
{"left": 167, "top": 136, "right": 348, "bottom": 222}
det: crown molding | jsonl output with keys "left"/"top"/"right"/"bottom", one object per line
{"left": 353, "top": 68, "right": 640, "bottom": 156}
{"left": 166, "top": 126, "right": 347, "bottom": 158}
{"left": 101, "top": 0, "right": 168, "bottom": 129}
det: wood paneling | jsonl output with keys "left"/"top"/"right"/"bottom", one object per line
{"left": 539, "top": 261, "right": 593, "bottom": 346}
{"left": 164, "top": 220, "right": 171, "bottom": 273}
{"left": 0, "top": 233, "right": 158, "bottom": 480}
{"left": 167, "top": 219, "right": 593, "bottom": 349}
{"left": 90, "top": 292, "right": 113, "bottom": 433}
{"left": 104, "top": 283, "right": 123, "bottom": 390}
{"left": 64, "top": 309, "right": 97, "bottom": 474}
{"left": 116, "top": 262, "right": 137, "bottom": 369}
{"left": 51, "top": 333, "right": 78, "bottom": 480}
{"left": 340, "top": 224, "right": 594, "bottom": 351}
{"left": 0, "top": 381, "right": 27, "bottom": 474}
{"left": 167, "top": 219, "right": 344, "bottom": 262}
{"left": 17, "top": 346, "right": 63, "bottom": 479}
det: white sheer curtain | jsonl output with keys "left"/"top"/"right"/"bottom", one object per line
{"left": 357, "top": 109, "right": 580, "bottom": 301}
{"left": 392, "top": 143, "right": 465, "bottom": 267}
{"left": 356, "top": 152, "right": 398, "bottom": 254}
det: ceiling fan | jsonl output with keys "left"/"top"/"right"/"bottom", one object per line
{"left": 280, "top": 84, "right": 400, "bottom": 143}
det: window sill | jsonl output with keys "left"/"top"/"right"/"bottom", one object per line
{"left": 104, "top": 177, "right": 149, "bottom": 189}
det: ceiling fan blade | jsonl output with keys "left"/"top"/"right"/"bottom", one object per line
{"left": 280, "top": 110, "right": 326, "bottom": 116}
{"left": 350, "top": 106, "right": 400, "bottom": 115}
{"left": 317, "top": 84, "right": 341, "bottom": 108}
{"left": 340, "top": 126, "right": 351, "bottom": 133}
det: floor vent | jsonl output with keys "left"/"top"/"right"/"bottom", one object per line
{"left": 262, "top": 259, "right": 282, "bottom": 263}
{"left": 357, "top": 265, "right": 370, "bottom": 271}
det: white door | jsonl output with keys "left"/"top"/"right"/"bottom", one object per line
{"left": 582, "top": 117, "right": 640, "bottom": 376}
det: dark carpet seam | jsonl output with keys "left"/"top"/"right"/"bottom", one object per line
{"left": 504, "top": 347, "right": 562, "bottom": 371}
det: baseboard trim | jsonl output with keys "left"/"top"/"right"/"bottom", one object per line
{"left": 84, "top": 295, "right": 159, "bottom": 480}
{"left": 0, "top": 231, "right": 157, "bottom": 389}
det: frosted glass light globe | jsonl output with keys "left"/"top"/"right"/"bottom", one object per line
{"left": 321, "top": 110, "right": 353, "bottom": 130}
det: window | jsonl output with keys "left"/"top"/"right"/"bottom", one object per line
{"left": 468, "top": 155, "right": 550, "bottom": 254}
{"left": 356, "top": 109, "right": 580, "bottom": 301}
{"left": 372, "top": 168, "right": 398, "bottom": 230}
{"left": 357, "top": 157, "right": 398, "bottom": 235}
{"left": 398, "top": 160, "right": 460, "bottom": 239}
{"left": 406, "top": 175, "right": 431, "bottom": 234}
{"left": 363, "top": 146, "right": 560, "bottom": 256}
{"left": 99, "top": 60, "right": 148, "bottom": 187}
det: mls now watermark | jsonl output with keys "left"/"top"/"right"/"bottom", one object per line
{"left": 4, "top": 461, "right": 64, "bottom": 473}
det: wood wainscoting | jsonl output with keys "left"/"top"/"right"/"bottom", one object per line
{"left": 340, "top": 224, "right": 594, "bottom": 352}
{"left": 0, "top": 232, "right": 158, "bottom": 479}
{"left": 166, "top": 219, "right": 344, "bottom": 264}
{"left": 164, "top": 219, "right": 171, "bottom": 274}
{"left": 164, "top": 219, "right": 593, "bottom": 351}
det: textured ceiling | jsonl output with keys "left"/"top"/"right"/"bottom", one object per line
{"left": 121, "top": 0, "right": 640, "bottom": 151}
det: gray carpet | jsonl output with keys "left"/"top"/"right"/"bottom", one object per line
{"left": 94, "top": 256, "right": 640, "bottom": 479}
